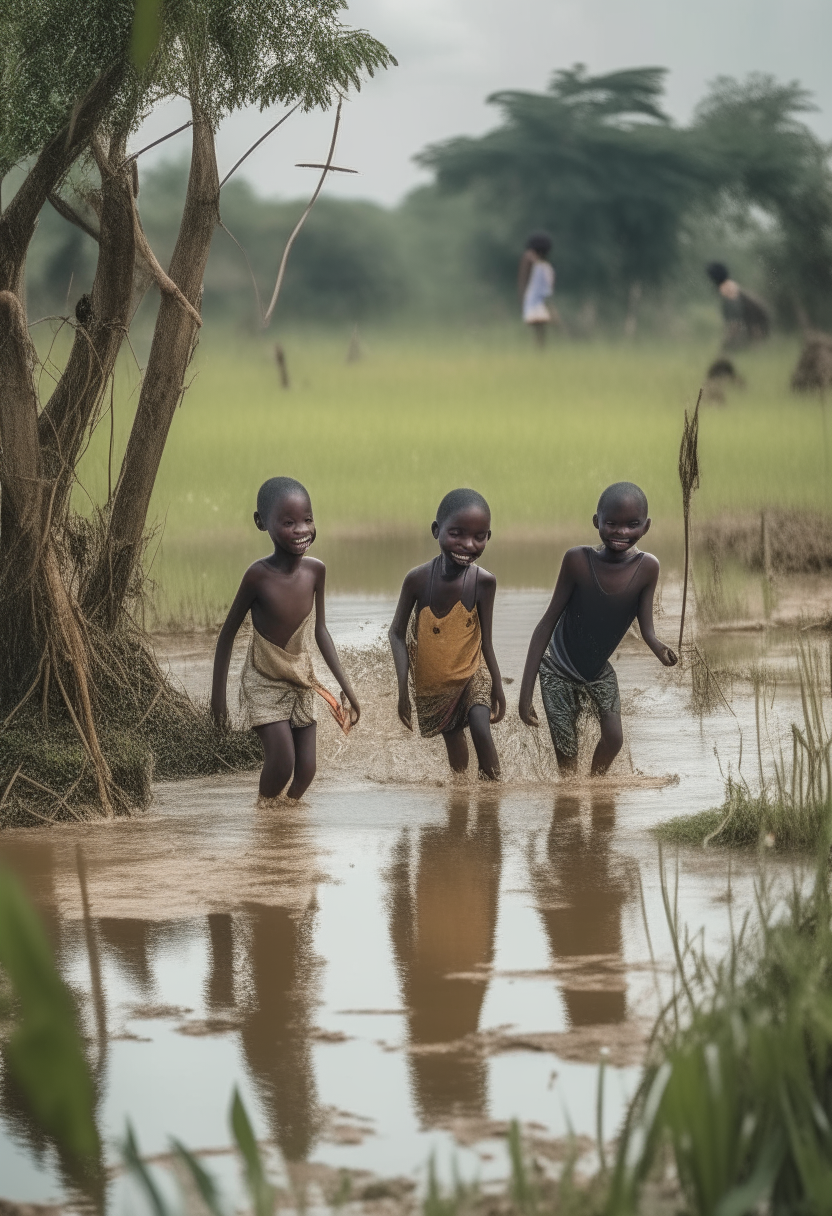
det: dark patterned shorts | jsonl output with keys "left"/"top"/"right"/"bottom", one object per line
{"left": 538, "top": 661, "right": 621, "bottom": 758}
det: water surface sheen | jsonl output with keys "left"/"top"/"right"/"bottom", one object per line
{"left": 0, "top": 591, "right": 806, "bottom": 1210}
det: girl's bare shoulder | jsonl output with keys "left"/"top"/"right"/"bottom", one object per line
{"left": 401, "top": 560, "right": 434, "bottom": 590}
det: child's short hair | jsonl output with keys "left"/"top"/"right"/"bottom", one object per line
{"left": 597, "top": 482, "right": 648, "bottom": 517}
{"left": 257, "top": 476, "right": 309, "bottom": 519}
{"left": 706, "top": 261, "right": 730, "bottom": 286}
{"left": 436, "top": 488, "right": 490, "bottom": 526}
{"left": 526, "top": 231, "right": 552, "bottom": 257}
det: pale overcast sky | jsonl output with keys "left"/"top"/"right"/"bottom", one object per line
{"left": 132, "top": 0, "right": 832, "bottom": 207}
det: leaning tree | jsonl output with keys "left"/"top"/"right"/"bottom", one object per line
{"left": 0, "top": 0, "right": 393, "bottom": 820}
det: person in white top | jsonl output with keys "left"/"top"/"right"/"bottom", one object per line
{"left": 518, "top": 231, "right": 558, "bottom": 346}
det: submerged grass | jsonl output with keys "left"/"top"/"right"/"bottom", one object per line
{"left": 656, "top": 641, "right": 832, "bottom": 851}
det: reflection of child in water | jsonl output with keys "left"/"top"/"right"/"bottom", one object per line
{"left": 519, "top": 482, "right": 677, "bottom": 776}
{"left": 518, "top": 231, "right": 557, "bottom": 346}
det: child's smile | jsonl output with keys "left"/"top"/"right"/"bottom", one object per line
{"left": 286, "top": 534, "right": 314, "bottom": 555}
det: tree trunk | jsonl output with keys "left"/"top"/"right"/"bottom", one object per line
{"left": 84, "top": 110, "right": 219, "bottom": 628}
{"left": 38, "top": 132, "right": 138, "bottom": 523}
{"left": 0, "top": 292, "right": 44, "bottom": 689}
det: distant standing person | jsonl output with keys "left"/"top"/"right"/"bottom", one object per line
{"left": 519, "top": 232, "right": 557, "bottom": 346}
{"left": 706, "top": 262, "right": 770, "bottom": 350}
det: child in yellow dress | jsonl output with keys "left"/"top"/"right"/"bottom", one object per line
{"left": 388, "top": 489, "right": 505, "bottom": 779}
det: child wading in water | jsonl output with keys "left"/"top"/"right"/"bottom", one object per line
{"left": 519, "top": 482, "right": 677, "bottom": 776}
{"left": 389, "top": 489, "right": 506, "bottom": 779}
{"left": 212, "top": 477, "right": 360, "bottom": 801}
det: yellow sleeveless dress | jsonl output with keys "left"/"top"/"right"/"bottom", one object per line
{"left": 407, "top": 562, "right": 491, "bottom": 737}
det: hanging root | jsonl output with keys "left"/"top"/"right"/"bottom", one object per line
{"left": 0, "top": 517, "right": 261, "bottom": 829}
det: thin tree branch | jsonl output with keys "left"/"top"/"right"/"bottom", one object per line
{"left": 123, "top": 121, "right": 193, "bottom": 166}
{"left": 219, "top": 103, "right": 302, "bottom": 189}
{"left": 130, "top": 196, "right": 203, "bottom": 328}
{"left": 263, "top": 97, "right": 343, "bottom": 326}
{"left": 219, "top": 221, "right": 263, "bottom": 318}
{"left": 295, "top": 163, "right": 357, "bottom": 173}
{"left": 48, "top": 191, "right": 100, "bottom": 242}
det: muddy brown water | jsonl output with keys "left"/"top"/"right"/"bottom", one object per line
{"left": 0, "top": 583, "right": 827, "bottom": 1211}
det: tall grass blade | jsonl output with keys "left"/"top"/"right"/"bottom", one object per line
{"left": 230, "top": 1090, "right": 275, "bottom": 1216}
{"left": 0, "top": 865, "right": 99, "bottom": 1161}
{"left": 171, "top": 1139, "right": 227, "bottom": 1216}
{"left": 122, "top": 1123, "right": 174, "bottom": 1216}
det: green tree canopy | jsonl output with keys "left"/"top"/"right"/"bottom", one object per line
{"left": 417, "top": 66, "right": 715, "bottom": 308}
{"left": 416, "top": 65, "right": 832, "bottom": 327}
{"left": 691, "top": 74, "right": 832, "bottom": 327}
{"left": 0, "top": 0, "right": 393, "bottom": 173}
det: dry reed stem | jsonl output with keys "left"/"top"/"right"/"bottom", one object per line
{"left": 264, "top": 98, "right": 343, "bottom": 326}
{"left": 678, "top": 390, "right": 702, "bottom": 653}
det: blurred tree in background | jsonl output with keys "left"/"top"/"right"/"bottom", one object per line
{"left": 21, "top": 66, "right": 832, "bottom": 334}
{"left": 417, "top": 67, "right": 715, "bottom": 318}
{"left": 692, "top": 74, "right": 832, "bottom": 329}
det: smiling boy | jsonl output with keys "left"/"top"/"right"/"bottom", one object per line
{"left": 518, "top": 482, "right": 677, "bottom": 776}
{"left": 211, "top": 476, "right": 359, "bottom": 801}
{"left": 388, "top": 488, "right": 506, "bottom": 780}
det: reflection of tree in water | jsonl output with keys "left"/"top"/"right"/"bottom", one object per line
{"left": 530, "top": 793, "right": 632, "bottom": 1027}
{"left": 0, "top": 805, "right": 324, "bottom": 1201}
{"left": 387, "top": 792, "right": 502, "bottom": 1125}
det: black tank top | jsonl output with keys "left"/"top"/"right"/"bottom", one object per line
{"left": 545, "top": 547, "right": 645, "bottom": 682}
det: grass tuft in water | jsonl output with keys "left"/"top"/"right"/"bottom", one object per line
{"left": 655, "top": 641, "right": 832, "bottom": 851}
{"left": 610, "top": 842, "right": 832, "bottom": 1214}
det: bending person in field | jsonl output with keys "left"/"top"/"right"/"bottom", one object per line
{"left": 211, "top": 476, "right": 360, "bottom": 801}
{"left": 518, "top": 231, "right": 557, "bottom": 346}
{"left": 389, "top": 489, "right": 506, "bottom": 780}
{"left": 705, "top": 261, "right": 770, "bottom": 350}
{"left": 518, "top": 482, "right": 677, "bottom": 776}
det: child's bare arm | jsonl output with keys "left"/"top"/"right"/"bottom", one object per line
{"left": 637, "top": 561, "right": 677, "bottom": 666}
{"left": 518, "top": 553, "right": 578, "bottom": 726}
{"left": 388, "top": 570, "right": 419, "bottom": 730}
{"left": 313, "top": 566, "right": 361, "bottom": 723}
{"left": 212, "top": 571, "right": 258, "bottom": 726}
{"left": 476, "top": 572, "right": 505, "bottom": 723}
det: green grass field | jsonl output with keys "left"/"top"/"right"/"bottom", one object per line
{"left": 67, "top": 328, "right": 830, "bottom": 623}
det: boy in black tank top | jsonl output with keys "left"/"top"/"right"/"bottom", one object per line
{"left": 518, "top": 482, "right": 677, "bottom": 776}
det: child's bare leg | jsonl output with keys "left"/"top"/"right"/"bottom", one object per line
{"left": 591, "top": 712, "right": 623, "bottom": 776}
{"left": 255, "top": 721, "right": 295, "bottom": 797}
{"left": 286, "top": 724, "right": 316, "bottom": 800}
{"left": 442, "top": 725, "right": 469, "bottom": 773}
{"left": 467, "top": 705, "right": 500, "bottom": 780}
{"left": 555, "top": 747, "right": 578, "bottom": 777}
